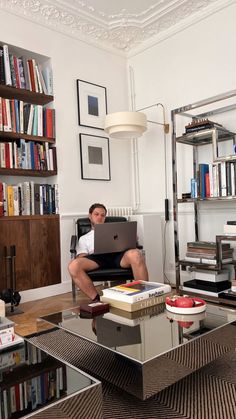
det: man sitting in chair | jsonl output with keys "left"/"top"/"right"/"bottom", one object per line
{"left": 68, "top": 203, "right": 149, "bottom": 302}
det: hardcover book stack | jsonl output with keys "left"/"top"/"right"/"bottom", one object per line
{"left": 182, "top": 269, "right": 231, "bottom": 297}
{"left": 103, "top": 303, "right": 166, "bottom": 327}
{"left": 184, "top": 118, "right": 223, "bottom": 134}
{"left": 185, "top": 241, "right": 233, "bottom": 265}
{"left": 100, "top": 280, "right": 171, "bottom": 312}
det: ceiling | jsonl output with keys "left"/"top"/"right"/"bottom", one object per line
{"left": 1, "top": 0, "right": 232, "bottom": 55}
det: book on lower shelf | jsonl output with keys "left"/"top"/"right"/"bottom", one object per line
{"left": 182, "top": 278, "right": 231, "bottom": 297}
{"left": 223, "top": 224, "right": 236, "bottom": 234}
{"left": 100, "top": 292, "right": 172, "bottom": 312}
{"left": 101, "top": 280, "right": 171, "bottom": 304}
{"left": 183, "top": 279, "right": 231, "bottom": 292}
{"left": 182, "top": 286, "right": 229, "bottom": 297}
{"left": 190, "top": 269, "right": 230, "bottom": 282}
{"left": 184, "top": 256, "right": 233, "bottom": 265}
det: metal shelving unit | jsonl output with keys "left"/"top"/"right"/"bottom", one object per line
{"left": 171, "top": 89, "right": 236, "bottom": 295}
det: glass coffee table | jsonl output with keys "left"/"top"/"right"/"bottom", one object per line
{"left": 31, "top": 302, "right": 236, "bottom": 400}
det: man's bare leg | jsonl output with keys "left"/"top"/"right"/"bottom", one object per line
{"left": 120, "top": 249, "right": 149, "bottom": 281}
{"left": 68, "top": 257, "right": 99, "bottom": 300}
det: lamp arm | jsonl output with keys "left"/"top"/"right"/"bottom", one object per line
{"left": 137, "top": 103, "right": 169, "bottom": 134}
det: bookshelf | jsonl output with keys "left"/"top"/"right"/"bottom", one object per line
{"left": 0, "top": 42, "right": 61, "bottom": 292}
{"left": 171, "top": 89, "right": 236, "bottom": 301}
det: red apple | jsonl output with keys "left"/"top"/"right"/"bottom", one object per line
{"left": 175, "top": 297, "right": 194, "bottom": 308}
{"left": 178, "top": 321, "right": 194, "bottom": 328}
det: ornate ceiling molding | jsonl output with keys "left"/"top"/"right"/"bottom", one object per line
{"left": 0, "top": 0, "right": 234, "bottom": 56}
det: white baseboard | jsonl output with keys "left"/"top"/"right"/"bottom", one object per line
{"left": 19, "top": 281, "right": 72, "bottom": 303}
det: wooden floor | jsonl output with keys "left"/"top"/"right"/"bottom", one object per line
{"left": 8, "top": 289, "right": 97, "bottom": 337}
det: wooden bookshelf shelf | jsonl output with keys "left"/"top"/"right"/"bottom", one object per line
{"left": 0, "top": 131, "right": 55, "bottom": 143}
{"left": 0, "top": 84, "right": 53, "bottom": 105}
{"left": 0, "top": 168, "right": 57, "bottom": 176}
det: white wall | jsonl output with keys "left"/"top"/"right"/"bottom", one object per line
{"left": 2, "top": 3, "right": 236, "bottom": 299}
{"left": 128, "top": 2, "right": 236, "bottom": 280}
{"left": 0, "top": 9, "right": 132, "bottom": 300}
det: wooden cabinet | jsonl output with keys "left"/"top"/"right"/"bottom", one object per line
{"left": 0, "top": 215, "right": 61, "bottom": 291}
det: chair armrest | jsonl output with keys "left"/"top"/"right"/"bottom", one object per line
{"left": 70, "top": 235, "right": 77, "bottom": 256}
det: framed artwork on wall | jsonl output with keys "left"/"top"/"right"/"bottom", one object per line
{"left": 79, "top": 133, "right": 111, "bottom": 181}
{"left": 77, "top": 79, "right": 107, "bottom": 129}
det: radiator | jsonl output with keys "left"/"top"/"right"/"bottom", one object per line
{"left": 107, "top": 207, "right": 133, "bottom": 218}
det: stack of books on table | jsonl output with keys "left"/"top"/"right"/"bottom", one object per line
{"left": 100, "top": 280, "right": 172, "bottom": 312}
{"left": 223, "top": 221, "right": 236, "bottom": 235}
{"left": 182, "top": 269, "right": 231, "bottom": 297}
{"left": 103, "top": 303, "right": 166, "bottom": 326}
{"left": 184, "top": 241, "right": 233, "bottom": 265}
{"left": 0, "top": 318, "right": 24, "bottom": 350}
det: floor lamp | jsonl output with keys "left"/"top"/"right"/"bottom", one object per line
{"left": 104, "top": 104, "right": 170, "bottom": 220}
{"left": 104, "top": 105, "right": 171, "bottom": 285}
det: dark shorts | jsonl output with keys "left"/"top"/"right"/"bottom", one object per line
{"left": 83, "top": 251, "right": 125, "bottom": 269}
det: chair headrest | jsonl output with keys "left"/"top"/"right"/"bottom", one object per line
{"left": 76, "top": 216, "right": 127, "bottom": 238}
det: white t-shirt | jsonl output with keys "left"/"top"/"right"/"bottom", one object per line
{"left": 76, "top": 230, "right": 94, "bottom": 255}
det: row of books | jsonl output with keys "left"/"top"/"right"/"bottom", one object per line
{"left": 185, "top": 241, "right": 234, "bottom": 265}
{"left": 0, "top": 139, "right": 56, "bottom": 171}
{"left": 0, "top": 181, "right": 59, "bottom": 216}
{"left": 1, "top": 368, "right": 64, "bottom": 418}
{"left": 0, "top": 44, "right": 53, "bottom": 95}
{"left": 0, "top": 98, "right": 55, "bottom": 138}
{"left": 191, "top": 161, "right": 236, "bottom": 199}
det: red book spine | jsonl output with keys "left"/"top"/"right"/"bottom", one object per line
{"left": 10, "top": 99, "right": 16, "bottom": 132}
{"left": 4, "top": 143, "right": 10, "bottom": 168}
{"left": 2, "top": 98, "right": 7, "bottom": 130}
{"left": 46, "top": 108, "right": 53, "bottom": 138}
{"left": 205, "top": 172, "right": 210, "bottom": 197}
{"left": 15, "top": 383, "right": 20, "bottom": 412}
{"left": 27, "top": 59, "right": 36, "bottom": 92}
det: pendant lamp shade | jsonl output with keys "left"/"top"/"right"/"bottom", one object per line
{"left": 104, "top": 111, "right": 147, "bottom": 139}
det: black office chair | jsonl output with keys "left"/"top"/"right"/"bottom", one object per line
{"left": 70, "top": 216, "right": 138, "bottom": 301}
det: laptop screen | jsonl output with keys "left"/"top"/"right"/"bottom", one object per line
{"left": 94, "top": 221, "right": 137, "bottom": 254}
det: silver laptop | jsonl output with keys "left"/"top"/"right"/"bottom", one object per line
{"left": 94, "top": 221, "right": 137, "bottom": 254}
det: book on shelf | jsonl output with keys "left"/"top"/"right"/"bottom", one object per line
{"left": 190, "top": 269, "right": 230, "bottom": 282}
{"left": 201, "top": 257, "right": 233, "bottom": 265}
{"left": 100, "top": 292, "right": 171, "bottom": 312}
{"left": 184, "top": 256, "right": 233, "bottom": 265}
{"left": 101, "top": 280, "right": 171, "bottom": 304}
{"left": 186, "top": 250, "right": 233, "bottom": 259}
{"left": 223, "top": 224, "right": 236, "bottom": 234}
{"left": 187, "top": 241, "right": 230, "bottom": 250}
{"left": 183, "top": 279, "right": 231, "bottom": 293}
{"left": 3, "top": 44, "right": 12, "bottom": 86}
{"left": 182, "top": 285, "right": 230, "bottom": 297}
{"left": 199, "top": 163, "right": 209, "bottom": 198}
